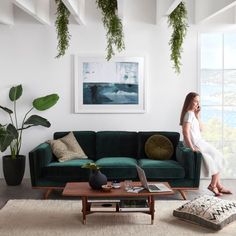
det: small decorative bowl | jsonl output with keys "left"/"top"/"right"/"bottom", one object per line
{"left": 112, "top": 181, "right": 121, "bottom": 189}
{"left": 102, "top": 184, "right": 112, "bottom": 192}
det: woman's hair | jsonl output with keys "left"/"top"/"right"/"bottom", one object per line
{"left": 180, "top": 92, "right": 199, "bottom": 126}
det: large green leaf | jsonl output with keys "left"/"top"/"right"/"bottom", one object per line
{"left": 9, "top": 84, "right": 23, "bottom": 101}
{"left": 0, "top": 124, "right": 17, "bottom": 152}
{"left": 24, "top": 115, "right": 51, "bottom": 128}
{"left": 0, "top": 105, "right": 13, "bottom": 114}
{"left": 33, "top": 94, "right": 59, "bottom": 111}
{"left": 0, "top": 133, "right": 12, "bottom": 152}
{"left": 7, "top": 124, "right": 18, "bottom": 139}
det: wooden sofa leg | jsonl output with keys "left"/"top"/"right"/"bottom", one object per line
{"left": 178, "top": 190, "right": 187, "bottom": 200}
{"left": 44, "top": 189, "right": 53, "bottom": 199}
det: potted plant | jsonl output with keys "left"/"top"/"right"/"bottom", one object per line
{"left": 96, "top": 0, "right": 125, "bottom": 60}
{"left": 0, "top": 84, "right": 59, "bottom": 185}
{"left": 55, "top": 0, "right": 71, "bottom": 58}
{"left": 168, "top": 1, "right": 188, "bottom": 74}
{"left": 82, "top": 162, "right": 107, "bottom": 190}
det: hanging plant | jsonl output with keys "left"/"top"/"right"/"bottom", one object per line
{"left": 96, "top": 0, "right": 125, "bottom": 60}
{"left": 55, "top": 0, "right": 71, "bottom": 58}
{"left": 168, "top": 1, "right": 188, "bottom": 74}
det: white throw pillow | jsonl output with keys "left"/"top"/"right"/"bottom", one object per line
{"left": 47, "top": 132, "right": 87, "bottom": 162}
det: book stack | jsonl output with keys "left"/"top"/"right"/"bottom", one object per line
{"left": 119, "top": 199, "right": 149, "bottom": 211}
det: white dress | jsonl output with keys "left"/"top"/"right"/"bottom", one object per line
{"left": 183, "top": 111, "right": 225, "bottom": 177}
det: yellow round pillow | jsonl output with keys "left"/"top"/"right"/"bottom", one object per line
{"left": 145, "top": 135, "right": 174, "bottom": 160}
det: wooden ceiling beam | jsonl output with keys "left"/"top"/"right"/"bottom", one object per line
{"left": 0, "top": 0, "right": 14, "bottom": 25}
{"left": 117, "top": 0, "right": 125, "bottom": 21}
{"left": 195, "top": 0, "right": 236, "bottom": 24}
{"left": 156, "top": 0, "right": 182, "bottom": 24}
{"left": 62, "top": 0, "right": 85, "bottom": 25}
{"left": 11, "top": 0, "right": 51, "bottom": 25}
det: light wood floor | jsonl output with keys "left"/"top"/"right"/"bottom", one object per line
{"left": 0, "top": 178, "right": 235, "bottom": 209}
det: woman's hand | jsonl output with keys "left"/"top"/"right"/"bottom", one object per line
{"left": 194, "top": 106, "right": 201, "bottom": 117}
{"left": 192, "top": 146, "right": 200, "bottom": 152}
{"left": 194, "top": 106, "right": 203, "bottom": 131}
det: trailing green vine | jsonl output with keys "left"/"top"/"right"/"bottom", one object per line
{"left": 55, "top": 0, "right": 71, "bottom": 58}
{"left": 168, "top": 1, "right": 188, "bottom": 74}
{"left": 96, "top": 0, "right": 125, "bottom": 60}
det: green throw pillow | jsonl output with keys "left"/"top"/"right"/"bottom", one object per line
{"left": 145, "top": 134, "right": 174, "bottom": 160}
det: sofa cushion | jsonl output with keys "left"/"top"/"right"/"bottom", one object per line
{"left": 54, "top": 131, "right": 96, "bottom": 160}
{"left": 95, "top": 157, "right": 138, "bottom": 180}
{"left": 47, "top": 132, "right": 87, "bottom": 162}
{"left": 138, "top": 132, "right": 180, "bottom": 160}
{"left": 145, "top": 134, "right": 174, "bottom": 160}
{"left": 173, "top": 195, "right": 236, "bottom": 230}
{"left": 42, "top": 159, "right": 93, "bottom": 182}
{"left": 138, "top": 159, "right": 185, "bottom": 179}
{"left": 96, "top": 131, "right": 138, "bottom": 160}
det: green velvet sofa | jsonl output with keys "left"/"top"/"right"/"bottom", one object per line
{"left": 29, "top": 131, "right": 202, "bottom": 199}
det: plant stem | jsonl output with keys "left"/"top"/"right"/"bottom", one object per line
{"left": 17, "top": 107, "right": 34, "bottom": 155}
{"left": 9, "top": 113, "right": 14, "bottom": 126}
{"left": 13, "top": 99, "right": 18, "bottom": 131}
{"left": 10, "top": 143, "right": 15, "bottom": 159}
{"left": 11, "top": 98, "right": 19, "bottom": 157}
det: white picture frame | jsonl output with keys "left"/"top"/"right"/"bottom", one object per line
{"left": 74, "top": 55, "right": 145, "bottom": 113}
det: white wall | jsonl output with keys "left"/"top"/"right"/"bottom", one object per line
{"left": 0, "top": 0, "right": 199, "bottom": 178}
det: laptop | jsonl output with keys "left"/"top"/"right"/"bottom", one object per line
{"left": 136, "top": 165, "right": 160, "bottom": 192}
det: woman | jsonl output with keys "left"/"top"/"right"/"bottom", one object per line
{"left": 180, "top": 92, "right": 232, "bottom": 196}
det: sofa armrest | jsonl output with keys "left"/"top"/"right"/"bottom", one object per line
{"left": 29, "top": 143, "right": 53, "bottom": 187}
{"left": 176, "top": 141, "right": 202, "bottom": 187}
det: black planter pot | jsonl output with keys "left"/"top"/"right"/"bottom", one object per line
{"left": 3, "top": 155, "right": 25, "bottom": 186}
{"left": 89, "top": 170, "right": 107, "bottom": 190}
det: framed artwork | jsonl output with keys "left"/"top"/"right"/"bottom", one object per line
{"left": 74, "top": 56, "right": 145, "bottom": 113}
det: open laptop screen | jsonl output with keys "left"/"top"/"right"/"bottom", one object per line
{"left": 136, "top": 165, "right": 149, "bottom": 189}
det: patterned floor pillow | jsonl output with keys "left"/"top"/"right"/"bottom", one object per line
{"left": 173, "top": 195, "right": 236, "bottom": 230}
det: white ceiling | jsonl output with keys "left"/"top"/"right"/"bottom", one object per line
{"left": 0, "top": 0, "right": 236, "bottom": 26}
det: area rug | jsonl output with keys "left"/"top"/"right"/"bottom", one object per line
{"left": 0, "top": 199, "right": 235, "bottom": 236}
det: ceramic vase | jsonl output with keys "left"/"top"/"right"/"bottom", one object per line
{"left": 89, "top": 170, "right": 107, "bottom": 190}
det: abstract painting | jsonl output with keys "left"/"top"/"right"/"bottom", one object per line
{"left": 74, "top": 56, "right": 145, "bottom": 113}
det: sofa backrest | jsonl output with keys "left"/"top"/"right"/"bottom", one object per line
{"left": 96, "top": 131, "right": 138, "bottom": 160}
{"left": 137, "top": 131, "right": 180, "bottom": 160}
{"left": 54, "top": 131, "right": 96, "bottom": 160}
{"left": 52, "top": 131, "right": 180, "bottom": 161}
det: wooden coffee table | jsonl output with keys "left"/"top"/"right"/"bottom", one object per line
{"left": 62, "top": 181, "right": 174, "bottom": 224}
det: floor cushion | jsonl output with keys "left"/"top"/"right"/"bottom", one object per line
{"left": 173, "top": 195, "right": 236, "bottom": 230}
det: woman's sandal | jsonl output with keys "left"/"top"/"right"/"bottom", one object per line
{"left": 208, "top": 185, "right": 223, "bottom": 196}
{"left": 218, "top": 186, "right": 232, "bottom": 194}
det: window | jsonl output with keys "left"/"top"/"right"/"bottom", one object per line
{"left": 200, "top": 33, "right": 236, "bottom": 178}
